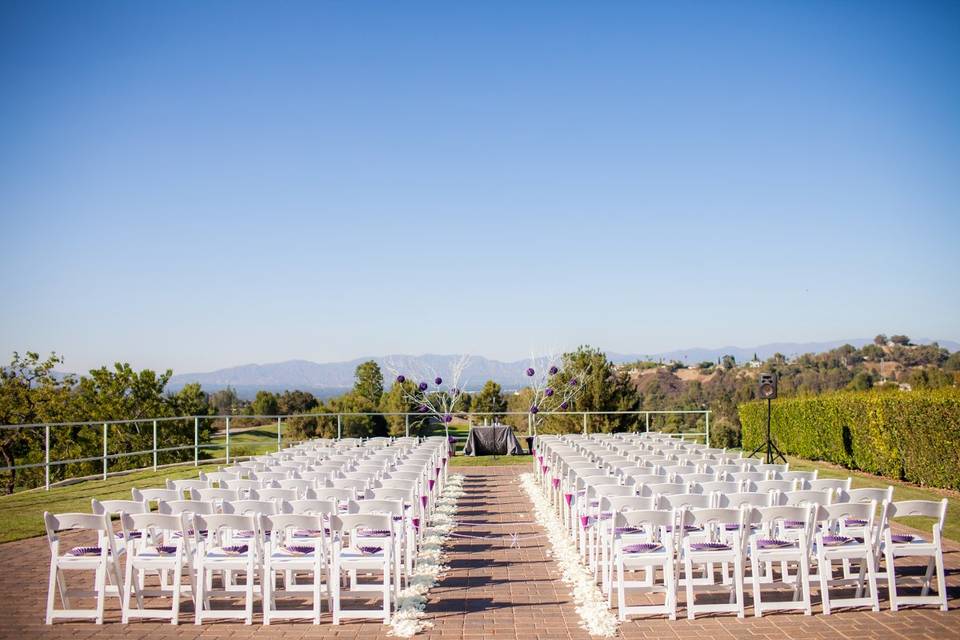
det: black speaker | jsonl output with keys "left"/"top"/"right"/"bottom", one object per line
{"left": 758, "top": 372, "right": 778, "bottom": 400}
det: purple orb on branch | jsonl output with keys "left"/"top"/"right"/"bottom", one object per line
{"left": 544, "top": 387, "right": 554, "bottom": 397}
{"left": 549, "top": 366, "right": 559, "bottom": 375}
{"left": 418, "top": 404, "right": 429, "bottom": 413}
{"left": 526, "top": 367, "right": 535, "bottom": 377}
{"left": 569, "top": 378, "right": 579, "bottom": 386}
{"left": 560, "top": 401, "right": 569, "bottom": 410}
{"left": 434, "top": 376, "right": 443, "bottom": 385}
{"left": 396, "top": 375, "right": 405, "bottom": 384}
{"left": 451, "top": 387, "right": 461, "bottom": 396}
{"left": 529, "top": 405, "right": 539, "bottom": 414}
{"left": 418, "top": 382, "right": 429, "bottom": 391}
{"left": 443, "top": 414, "right": 452, "bottom": 423}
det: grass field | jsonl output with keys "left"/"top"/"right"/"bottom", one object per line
{"left": 0, "top": 462, "right": 222, "bottom": 544}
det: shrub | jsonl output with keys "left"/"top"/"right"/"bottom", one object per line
{"left": 740, "top": 388, "right": 960, "bottom": 490}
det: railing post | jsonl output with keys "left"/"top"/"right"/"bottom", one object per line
{"left": 102, "top": 422, "right": 108, "bottom": 480}
{"left": 44, "top": 424, "right": 50, "bottom": 491}
{"left": 152, "top": 419, "right": 158, "bottom": 471}
{"left": 582, "top": 412, "right": 588, "bottom": 436}
{"left": 225, "top": 416, "right": 231, "bottom": 464}
{"left": 337, "top": 414, "right": 342, "bottom": 440}
{"left": 645, "top": 412, "right": 650, "bottom": 433}
{"left": 277, "top": 416, "right": 282, "bottom": 452}
{"left": 194, "top": 416, "right": 199, "bottom": 466}
{"left": 705, "top": 410, "right": 710, "bottom": 446}
{"left": 404, "top": 413, "right": 409, "bottom": 438}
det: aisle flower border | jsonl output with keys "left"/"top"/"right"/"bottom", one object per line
{"left": 520, "top": 472, "right": 619, "bottom": 637}
{"left": 389, "top": 473, "right": 465, "bottom": 637}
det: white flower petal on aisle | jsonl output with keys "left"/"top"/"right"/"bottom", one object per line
{"left": 389, "top": 474, "right": 465, "bottom": 637}
{"left": 520, "top": 472, "right": 619, "bottom": 637}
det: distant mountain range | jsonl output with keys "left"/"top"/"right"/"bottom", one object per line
{"left": 166, "top": 338, "right": 959, "bottom": 399}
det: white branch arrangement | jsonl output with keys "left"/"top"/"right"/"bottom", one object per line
{"left": 520, "top": 472, "right": 619, "bottom": 637}
{"left": 387, "top": 355, "right": 471, "bottom": 432}
{"left": 389, "top": 473, "right": 465, "bottom": 638}
{"left": 523, "top": 353, "right": 589, "bottom": 430}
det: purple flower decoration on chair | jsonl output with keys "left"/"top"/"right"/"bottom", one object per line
{"left": 530, "top": 405, "right": 539, "bottom": 414}
{"left": 544, "top": 387, "right": 554, "bottom": 397}
{"left": 549, "top": 366, "right": 559, "bottom": 375}
{"left": 526, "top": 367, "right": 535, "bottom": 377}
{"left": 434, "top": 376, "right": 443, "bottom": 385}
{"left": 396, "top": 375, "right": 406, "bottom": 383}
{"left": 418, "top": 382, "right": 428, "bottom": 391}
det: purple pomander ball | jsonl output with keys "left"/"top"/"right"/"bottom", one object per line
{"left": 529, "top": 405, "right": 539, "bottom": 414}
{"left": 434, "top": 376, "right": 443, "bottom": 385}
{"left": 549, "top": 366, "right": 559, "bottom": 375}
{"left": 560, "top": 401, "right": 569, "bottom": 410}
{"left": 443, "top": 414, "right": 452, "bottom": 423}
{"left": 451, "top": 387, "right": 461, "bottom": 396}
{"left": 418, "top": 404, "right": 429, "bottom": 413}
{"left": 569, "top": 378, "right": 579, "bottom": 386}
{"left": 396, "top": 375, "right": 405, "bottom": 384}
{"left": 544, "top": 387, "right": 554, "bottom": 397}
{"left": 526, "top": 367, "right": 535, "bottom": 377}
{"left": 418, "top": 382, "right": 428, "bottom": 391}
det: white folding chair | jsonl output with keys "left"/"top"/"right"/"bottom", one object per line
{"left": 750, "top": 505, "right": 814, "bottom": 616}
{"left": 119, "top": 511, "right": 195, "bottom": 624}
{"left": 260, "top": 513, "right": 329, "bottom": 624}
{"left": 613, "top": 509, "right": 682, "bottom": 620}
{"left": 193, "top": 513, "right": 260, "bottom": 624}
{"left": 884, "top": 499, "right": 949, "bottom": 612}
{"left": 814, "top": 501, "right": 881, "bottom": 614}
{"left": 43, "top": 512, "right": 123, "bottom": 624}
{"left": 329, "top": 513, "right": 394, "bottom": 623}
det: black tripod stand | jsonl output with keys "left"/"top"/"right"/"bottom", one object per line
{"left": 747, "top": 398, "right": 786, "bottom": 464}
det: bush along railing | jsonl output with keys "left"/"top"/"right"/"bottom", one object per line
{"left": 0, "top": 410, "right": 709, "bottom": 493}
{"left": 739, "top": 388, "right": 960, "bottom": 490}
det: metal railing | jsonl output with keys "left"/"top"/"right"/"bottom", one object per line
{"left": 0, "top": 409, "right": 709, "bottom": 491}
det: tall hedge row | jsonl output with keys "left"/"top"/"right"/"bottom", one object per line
{"left": 739, "top": 388, "right": 960, "bottom": 490}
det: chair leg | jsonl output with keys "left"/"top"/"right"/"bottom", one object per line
{"left": 244, "top": 565, "right": 254, "bottom": 625}
{"left": 616, "top": 560, "right": 625, "bottom": 621}
{"left": 194, "top": 564, "right": 205, "bottom": 624}
{"left": 95, "top": 562, "right": 106, "bottom": 625}
{"left": 45, "top": 560, "right": 58, "bottom": 625}
{"left": 685, "top": 558, "right": 696, "bottom": 619}
{"left": 172, "top": 562, "right": 183, "bottom": 624}
{"left": 800, "top": 557, "right": 812, "bottom": 615}
{"left": 886, "top": 551, "right": 898, "bottom": 612}
{"left": 666, "top": 558, "right": 677, "bottom": 621}
{"left": 383, "top": 562, "right": 391, "bottom": 623}
{"left": 921, "top": 558, "right": 935, "bottom": 597}
{"left": 819, "top": 554, "right": 832, "bottom": 615}
{"left": 734, "top": 558, "right": 745, "bottom": 618}
{"left": 935, "top": 552, "right": 948, "bottom": 611}
{"left": 864, "top": 551, "right": 879, "bottom": 612}
{"left": 263, "top": 562, "right": 272, "bottom": 626}
{"left": 121, "top": 558, "right": 134, "bottom": 624}
{"left": 751, "top": 553, "right": 762, "bottom": 617}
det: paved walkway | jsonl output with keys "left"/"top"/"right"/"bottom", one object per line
{"left": 0, "top": 466, "right": 958, "bottom": 639}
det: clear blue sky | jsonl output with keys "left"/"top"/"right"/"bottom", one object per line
{"left": 1, "top": 2, "right": 958, "bottom": 374}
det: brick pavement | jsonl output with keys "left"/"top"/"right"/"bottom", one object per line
{"left": 0, "top": 465, "right": 957, "bottom": 639}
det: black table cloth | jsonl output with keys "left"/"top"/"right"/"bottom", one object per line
{"left": 462, "top": 425, "right": 524, "bottom": 456}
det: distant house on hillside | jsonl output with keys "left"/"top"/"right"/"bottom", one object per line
{"left": 747, "top": 360, "right": 762, "bottom": 369}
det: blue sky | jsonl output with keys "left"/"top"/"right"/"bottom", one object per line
{"left": 1, "top": 2, "right": 958, "bottom": 374}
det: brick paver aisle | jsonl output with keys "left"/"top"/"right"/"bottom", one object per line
{"left": 427, "top": 466, "right": 590, "bottom": 640}
{"left": 0, "top": 464, "right": 958, "bottom": 640}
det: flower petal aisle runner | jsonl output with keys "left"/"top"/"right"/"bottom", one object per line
{"left": 389, "top": 473, "right": 466, "bottom": 637}
{"left": 520, "top": 472, "right": 619, "bottom": 637}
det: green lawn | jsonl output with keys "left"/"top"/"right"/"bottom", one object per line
{"left": 749, "top": 454, "right": 960, "bottom": 543}
{"left": 204, "top": 423, "right": 288, "bottom": 458}
{"left": 450, "top": 454, "right": 534, "bottom": 467}
{"left": 0, "top": 462, "right": 222, "bottom": 544}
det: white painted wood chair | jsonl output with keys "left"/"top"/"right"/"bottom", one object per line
{"left": 814, "top": 501, "right": 882, "bottom": 613}
{"left": 749, "top": 505, "right": 814, "bottom": 617}
{"left": 119, "top": 511, "right": 195, "bottom": 624}
{"left": 884, "top": 499, "right": 949, "bottom": 612}
{"left": 43, "top": 511, "right": 124, "bottom": 624}
{"left": 260, "top": 513, "right": 329, "bottom": 624}
{"left": 329, "top": 513, "right": 394, "bottom": 624}
{"left": 613, "top": 509, "right": 683, "bottom": 620}
{"left": 193, "top": 513, "right": 260, "bottom": 624}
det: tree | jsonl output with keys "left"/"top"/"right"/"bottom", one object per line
{"left": 945, "top": 351, "right": 960, "bottom": 373}
{"left": 209, "top": 387, "right": 240, "bottom": 415}
{"left": 890, "top": 335, "right": 911, "bottom": 346}
{"left": 0, "top": 352, "right": 75, "bottom": 493}
{"left": 561, "top": 346, "right": 639, "bottom": 433}
{"left": 250, "top": 390, "right": 279, "bottom": 416}
{"left": 874, "top": 334, "right": 888, "bottom": 346}
{"left": 846, "top": 371, "right": 874, "bottom": 391}
{"left": 354, "top": 361, "right": 384, "bottom": 406}
{"left": 471, "top": 380, "right": 507, "bottom": 421}
{"left": 721, "top": 355, "right": 736, "bottom": 370}
{"left": 277, "top": 390, "right": 318, "bottom": 415}
{"left": 379, "top": 378, "right": 420, "bottom": 436}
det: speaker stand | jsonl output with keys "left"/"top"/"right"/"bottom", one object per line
{"left": 747, "top": 398, "right": 787, "bottom": 464}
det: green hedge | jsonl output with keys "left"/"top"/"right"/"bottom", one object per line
{"left": 740, "top": 388, "right": 960, "bottom": 490}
